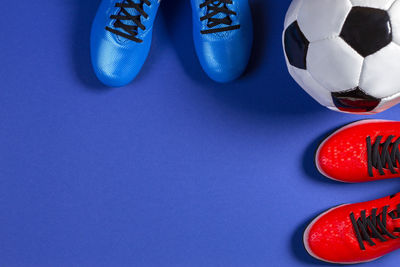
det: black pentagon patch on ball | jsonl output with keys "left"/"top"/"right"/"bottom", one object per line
{"left": 284, "top": 21, "right": 309, "bottom": 69}
{"left": 332, "top": 87, "right": 381, "bottom": 113}
{"left": 340, "top": 7, "right": 392, "bottom": 57}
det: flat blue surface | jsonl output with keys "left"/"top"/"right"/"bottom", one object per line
{"left": 1, "top": 1, "right": 400, "bottom": 266}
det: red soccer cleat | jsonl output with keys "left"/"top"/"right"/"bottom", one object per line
{"left": 304, "top": 193, "right": 400, "bottom": 264}
{"left": 316, "top": 120, "right": 400, "bottom": 183}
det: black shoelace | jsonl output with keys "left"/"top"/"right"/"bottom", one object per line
{"left": 105, "top": 0, "right": 151, "bottom": 43}
{"left": 199, "top": 0, "right": 240, "bottom": 34}
{"left": 350, "top": 204, "right": 400, "bottom": 250}
{"left": 367, "top": 135, "right": 400, "bottom": 177}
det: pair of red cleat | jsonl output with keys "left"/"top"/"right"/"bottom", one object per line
{"left": 306, "top": 120, "right": 400, "bottom": 264}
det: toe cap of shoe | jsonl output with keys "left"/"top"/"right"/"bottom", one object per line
{"left": 194, "top": 31, "right": 252, "bottom": 83}
{"left": 91, "top": 32, "right": 151, "bottom": 87}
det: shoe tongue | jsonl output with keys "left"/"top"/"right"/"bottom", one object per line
{"left": 385, "top": 219, "right": 396, "bottom": 233}
{"left": 208, "top": 2, "right": 226, "bottom": 18}
{"left": 124, "top": 0, "right": 141, "bottom": 17}
{"left": 386, "top": 214, "right": 400, "bottom": 233}
{"left": 380, "top": 204, "right": 400, "bottom": 234}
{"left": 206, "top": 1, "right": 234, "bottom": 37}
{"left": 115, "top": 0, "right": 143, "bottom": 40}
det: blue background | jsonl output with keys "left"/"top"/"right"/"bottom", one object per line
{"left": 1, "top": 0, "right": 400, "bottom": 266}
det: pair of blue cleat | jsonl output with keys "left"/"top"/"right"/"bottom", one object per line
{"left": 91, "top": 0, "right": 253, "bottom": 87}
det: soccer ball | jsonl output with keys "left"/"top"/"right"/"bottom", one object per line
{"left": 283, "top": 0, "right": 400, "bottom": 114}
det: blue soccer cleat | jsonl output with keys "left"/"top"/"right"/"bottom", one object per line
{"left": 191, "top": 0, "right": 253, "bottom": 83}
{"left": 91, "top": 0, "right": 160, "bottom": 87}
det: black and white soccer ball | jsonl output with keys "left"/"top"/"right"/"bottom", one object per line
{"left": 283, "top": 0, "right": 400, "bottom": 114}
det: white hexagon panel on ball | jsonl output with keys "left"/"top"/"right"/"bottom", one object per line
{"left": 283, "top": 0, "right": 400, "bottom": 114}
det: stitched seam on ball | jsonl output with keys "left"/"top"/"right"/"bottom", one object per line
{"left": 310, "top": 34, "right": 340, "bottom": 44}
{"left": 305, "top": 0, "right": 352, "bottom": 43}
{"left": 307, "top": 38, "right": 364, "bottom": 93}
{"left": 382, "top": 89, "right": 400, "bottom": 101}
{"left": 377, "top": 42, "right": 400, "bottom": 101}
{"left": 351, "top": 0, "right": 396, "bottom": 10}
{"left": 284, "top": 0, "right": 302, "bottom": 28}
{"left": 305, "top": 60, "right": 336, "bottom": 108}
{"left": 390, "top": 35, "right": 400, "bottom": 47}
{"left": 359, "top": 42, "right": 400, "bottom": 99}
{"left": 388, "top": 0, "right": 397, "bottom": 11}
{"left": 357, "top": 58, "right": 367, "bottom": 94}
